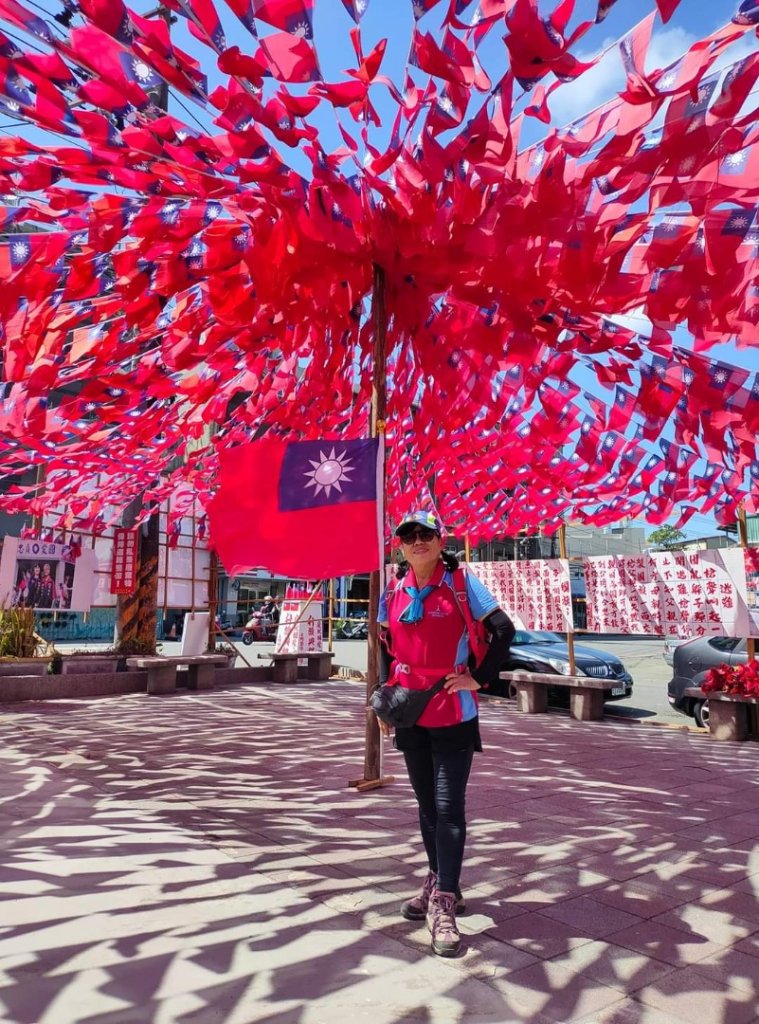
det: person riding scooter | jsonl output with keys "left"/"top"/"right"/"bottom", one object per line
{"left": 242, "top": 598, "right": 278, "bottom": 644}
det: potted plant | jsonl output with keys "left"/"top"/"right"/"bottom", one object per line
{"left": 0, "top": 607, "right": 52, "bottom": 676}
{"left": 703, "top": 661, "right": 759, "bottom": 697}
{"left": 57, "top": 648, "right": 121, "bottom": 675}
{"left": 112, "top": 636, "right": 160, "bottom": 671}
{"left": 214, "top": 642, "right": 237, "bottom": 668}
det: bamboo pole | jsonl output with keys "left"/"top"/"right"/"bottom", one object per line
{"left": 465, "top": 534, "right": 471, "bottom": 562}
{"left": 558, "top": 524, "right": 576, "bottom": 674}
{"left": 328, "top": 577, "right": 334, "bottom": 651}
{"left": 737, "top": 506, "right": 756, "bottom": 663}
{"left": 352, "top": 262, "right": 391, "bottom": 792}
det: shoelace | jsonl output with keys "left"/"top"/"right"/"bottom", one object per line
{"left": 430, "top": 894, "right": 457, "bottom": 931}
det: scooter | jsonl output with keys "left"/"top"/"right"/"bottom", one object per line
{"left": 242, "top": 611, "right": 277, "bottom": 644}
{"left": 335, "top": 620, "right": 368, "bottom": 640}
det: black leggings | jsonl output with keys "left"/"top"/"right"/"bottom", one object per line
{"left": 403, "top": 745, "right": 474, "bottom": 894}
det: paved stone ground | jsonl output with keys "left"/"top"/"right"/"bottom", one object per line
{"left": 1, "top": 681, "right": 758, "bottom": 1024}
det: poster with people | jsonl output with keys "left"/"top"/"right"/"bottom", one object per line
{"left": 585, "top": 549, "right": 759, "bottom": 638}
{"left": 0, "top": 537, "right": 97, "bottom": 612}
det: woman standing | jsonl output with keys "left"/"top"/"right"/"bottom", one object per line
{"left": 377, "top": 510, "right": 514, "bottom": 957}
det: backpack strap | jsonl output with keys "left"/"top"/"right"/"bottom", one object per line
{"left": 380, "top": 574, "right": 401, "bottom": 656}
{"left": 449, "top": 566, "right": 489, "bottom": 668}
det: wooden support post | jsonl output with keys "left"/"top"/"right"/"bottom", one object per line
{"left": 136, "top": 512, "right": 160, "bottom": 650}
{"left": 328, "top": 577, "right": 334, "bottom": 651}
{"left": 737, "top": 506, "right": 756, "bottom": 664}
{"left": 208, "top": 549, "right": 219, "bottom": 652}
{"left": 351, "top": 262, "right": 393, "bottom": 791}
{"left": 558, "top": 523, "right": 576, "bottom": 675}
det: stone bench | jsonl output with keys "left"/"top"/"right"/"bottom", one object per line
{"left": 126, "top": 654, "right": 229, "bottom": 695}
{"left": 684, "top": 687, "right": 759, "bottom": 741}
{"left": 258, "top": 651, "right": 335, "bottom": 683}
{"left": 500, "top": 670, "right": 611, "bottom": 722}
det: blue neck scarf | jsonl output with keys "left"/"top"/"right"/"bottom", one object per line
{"left": 399, "top": 584, "right": 435, "bottom": 624}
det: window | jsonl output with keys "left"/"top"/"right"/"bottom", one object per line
{"left": 707, "top": 637, "right": 740, "bottom": 653}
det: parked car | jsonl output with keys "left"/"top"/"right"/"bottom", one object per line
{"left": 663, "top": 636, "right": 688, "bottom": 666}
{"left": 668, "top": 636, "right": 749, "bottom": 728}
{"left": 489, "top": 629, "right": 633, "bottom": 703}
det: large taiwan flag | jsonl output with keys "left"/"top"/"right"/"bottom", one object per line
{"left": 207, "top": 437, "right": 383, "bottom": 578}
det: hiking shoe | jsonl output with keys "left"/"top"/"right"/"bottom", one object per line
{"left": 400, "top": 872, "right": 467, "bottom": 921}
{"left": 427, "top": 888, "right": 461, "bottom": 957}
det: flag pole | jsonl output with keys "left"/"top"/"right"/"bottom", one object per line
{"left": 737, "top": 505, "right": 758, "bottom": 736}
{"left": 737, "top": 506, "right": 756, "bottom": 664}
{"left": 350, "top": 262, "right": 394, "bottom": 792}
{"left": 558, "top": 524, "right": 576, "bottom": 674}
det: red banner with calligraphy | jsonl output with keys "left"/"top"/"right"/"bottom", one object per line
{"left": 110, "top": 528, "right": 138, "bottom": 595}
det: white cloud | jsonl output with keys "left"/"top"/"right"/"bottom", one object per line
{"left": 644, "top": 26, "right": 695, "bottom": 76}
{"left": 547, "top": 27, "right": 696, "bottom": 129}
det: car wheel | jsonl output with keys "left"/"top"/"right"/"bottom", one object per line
{"left": 505, "top": 664, "right": 547, "bottom": 699}
{"left": 693, "top": 700, "right": 710, "bottom": 729}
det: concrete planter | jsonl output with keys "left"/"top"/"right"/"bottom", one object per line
{"left": 59, "top": 655, "right": 120, "bottom": 675}
{"left": 0, "top": 670, "right": 148, "bottom": 703}
{"left": 0, "top": 658, "right": 51, "bottom": 677}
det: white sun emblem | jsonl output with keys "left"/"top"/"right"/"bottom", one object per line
{"left": 304, "top": 447, "right": 354, "bottom": 497}
{"left": 291, "top": 20, "right": 311, "bottom": 38}
{"left": 132, "top": 60, "right": 153, "bottom": 83}
{"left": 438, "top": 96, "right": 454, "bottom": 114}
{"left": 725, "top": 151, "right": 747, "bottom": 168}
{"left": 12, "top": 240, "right": 29, "bottom": 261}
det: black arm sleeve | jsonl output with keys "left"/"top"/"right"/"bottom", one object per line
{"left": 471, "top": 608, "right": 515, "bottom": 687}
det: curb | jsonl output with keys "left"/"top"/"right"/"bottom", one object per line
{"left": 605, "top": 713, "right": 705, "bottom": 734}
{"left": 333, "top": 664, "right": 367, "bottom": 682}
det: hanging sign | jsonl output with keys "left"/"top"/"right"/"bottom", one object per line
{"left": 469, "top": 560, "right": 574, "bottom": 632}
{"left": 110, "top": 528, "right": 138, "bottom": 595}
{"left": 584, "top": 549, "right": 759, "bottom": 638}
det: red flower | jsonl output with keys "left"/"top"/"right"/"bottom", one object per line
{"left": 703, "top": 663, "right": 738, "bottom": 693}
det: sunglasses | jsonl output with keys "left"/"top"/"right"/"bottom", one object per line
{"left": 398, "top": 526, "right": 438, "bottom": 543}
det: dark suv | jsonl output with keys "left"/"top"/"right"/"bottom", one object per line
{"left": 668, "top": 636, "right": 750, "bottom": 728}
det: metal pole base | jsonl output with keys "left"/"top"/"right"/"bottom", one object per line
{"left": 348, "top": 775, "right": 395, "bottom": 792}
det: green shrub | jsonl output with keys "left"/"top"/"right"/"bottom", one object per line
{"left": 113, "top": 636, "right": 159, "bottom": 656}
{"left": 0, "top": 607, "right": 38, "bottom": 658}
